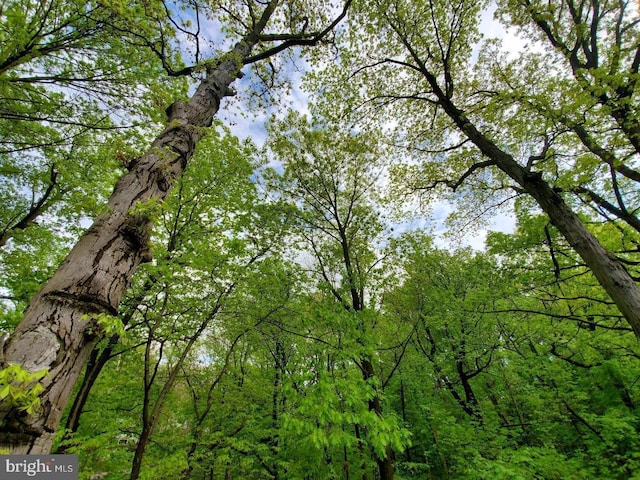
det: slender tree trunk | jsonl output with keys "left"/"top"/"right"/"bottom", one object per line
{"left": 437, "top": 93, "right": 640, "bottom": 337}
{"left": 343, "top": 444, "right": 350, "bottom": 479}
{"left": 181, "top": 331, "right": 247, "bottom": 478}
{"left": 400, "top": 47, "right": 640, "bottom": 333}
{"left": 353, "top": 423, "right": 369, "bottom": 480}
{"left": 130, "top": 318, "right": 163, "bottom": 480}
{"left": 269, "top": 339, "right": 285, "bottom": 480}
{"left": 338, "top": 222, "right": 394, "bottom": 479}
{"left": 130, "top": 414, "right": 153, "bottom": 480}
{"left": 130, "top": 293, "right": 224, "bottom": 480}
{"left": 430, "top": 425, "right": 449, "bottom": 479}
{"left": 360, "top": 358, "right": 394, "bottom": 480}
{"left": 0, "top": 27, "right": 259, "bottom": 455}
{"left": 398, "top": 379, "right": 412, "bottom": 463}
{"left": 0, "top": 164, "right": 58, "bottom": 248}
{"left": 455, "top": 361, "right": 481, "bottom": 422}
{"left": 64, "top": 335, "right": 118, "bottom": 435}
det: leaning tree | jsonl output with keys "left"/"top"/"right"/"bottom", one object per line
{"left": 0, "top": 0, "right": 351, "bottom": 454}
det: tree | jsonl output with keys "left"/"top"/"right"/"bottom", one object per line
{"left": 479, "top": 0, "right": 640, "bottom": 278}
{"left": 266, "top": 112, "right": 409, "bottom": 479}
{"left": 118, "top": 128, "right": 275, "bottom": 480}
{"left": 0, "top": 0, "right": 186, "bottom": 329}
{"left": 58, "top": 125, "right": 266, "bottom": 443}
{"left": 0, "top": 0, "right": 186, "bottom": 246}
{"left": 387, "top": 234, "right": 501, "bottom": 421}
{"left": 56, "top": 126, "right": 297, "bottom": 478}
{"left": 381, "top": 229, "right": 640, "bottom": 478}
{"left": 0, "top": 0, "right": 352, "bottom": 453}
{"left": 316, "top": 0, "right": 640, "bottom": 336}
{"left": 497, "top": 0, "right": 640, "bottom": 155}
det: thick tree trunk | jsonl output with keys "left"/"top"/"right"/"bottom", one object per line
{"left": 0, "top": 36, "right": 254, "bottom": 454}
{"left": 61, "top": 288, "right": 144, "bottom": 443}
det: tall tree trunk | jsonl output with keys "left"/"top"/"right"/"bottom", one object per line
{"left": 129, "top": 328, "right": 161, "bottom": 480}
{"left": 64, "top": 335, "right": 119, "bottom": 435}
{"left": 398, "top": 379, "right": 412, "bottom": 463}
{"left": 434, "top": 89, "right": 640, "bottom": 336}
{"left": 338, "top": 222, "right": 395, "bottom": 479}
{"left": 0, "top": 0, "right": 352, "bottom": 451}
{"left": 394, "top": 34, "right": 640, "bottom": 335}
{"left": 130, "top": 412, "right": 153, "bottom": 480}
{"left": 0, "top": 12, "right": 269, "bottom": 454}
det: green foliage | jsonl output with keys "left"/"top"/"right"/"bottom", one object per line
{"left": 82, "top": 313, "right": 127, "bottom": 338}
{"left": 0, "top": 364, "right": 48, "bottom": 415}
{"left": 283, "top": 366, "right": 410, "bottom": 459}
{"left": 127, "top": 198, "right": 165, "bottom": 224}
{"left": 4, "top": 0, "right": 640, "bottom": 479}
{"left": 0, "top": 0, "right": 188, "bottom": 334}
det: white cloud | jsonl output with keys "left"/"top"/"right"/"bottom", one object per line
{"left": 477, "top": 2, "right": 528, "bottom": 57}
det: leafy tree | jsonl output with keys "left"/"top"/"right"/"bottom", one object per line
{"left": 0, "top": 0, "right": 186, "bottom": 327}
{"left": 58, "top": 125, "right": 292, "bottom": 478}
{"left": 383, "top": 230, "right": 640, "bottom": 478}
{"left": 314, "top": 0, "right": 640, "bottom": 336}
{"left": 0, "top": 0, "right": 185, "bottom": 244}
{"left": 0, "top": 0, "right": 352, "bottom": 453}
{"left": 3, "top": 1, "right": 640, "bottom": 477}
{"left": 387, "top": 233, "right": 501, "bottom": 421}
{"left": 266, "top": 112, "right": 410, "bottom": 479}
{"left": 496, "top": 0, "right": 640, "bottom": 155}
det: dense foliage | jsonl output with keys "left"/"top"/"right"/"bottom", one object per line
{"left": 1, "top": 0, "right": 639, "bottom": 478}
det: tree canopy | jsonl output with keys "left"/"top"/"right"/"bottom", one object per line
{"left": 1, "top": 0, "right": 639, "bottom": 478}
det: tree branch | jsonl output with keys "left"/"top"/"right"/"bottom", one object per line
{"left": 243, "top": 0, "right": 353, "bottom": 65}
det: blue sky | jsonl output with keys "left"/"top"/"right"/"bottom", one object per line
{"left": 211, "top": 1, "right": 520, "bottom": 251}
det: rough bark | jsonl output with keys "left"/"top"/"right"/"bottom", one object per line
{"left": 0, "top": 8, "right": 267, "bottom": 454}
{"left": 61, "top": 287, "right": 145, "bottom": 443}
